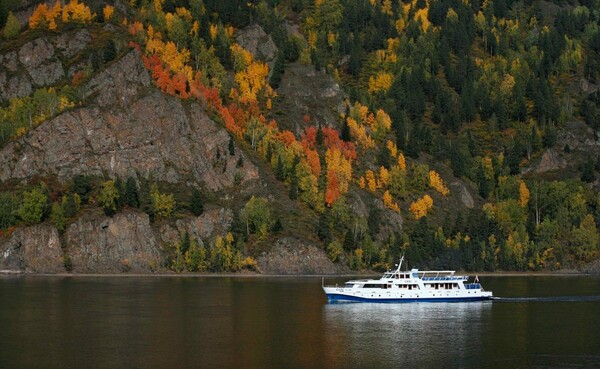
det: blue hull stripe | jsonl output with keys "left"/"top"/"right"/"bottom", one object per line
{"left": 326, "top": 294, "right": 492, "bottom": 303}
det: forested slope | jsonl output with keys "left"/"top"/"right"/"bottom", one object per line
{"left": 0, "top": 0, "right": 599, "bottom": 273}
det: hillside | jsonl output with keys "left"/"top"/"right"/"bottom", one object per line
{"left": 1, "top": 0, "right": 599, "bottom": 274}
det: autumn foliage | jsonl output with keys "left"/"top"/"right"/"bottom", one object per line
{"left": 429, "top": 170, "right": 450, "bottom": 196}
{"left": 29, "top": 0, "right": 94, "bottom": 30}
{"left": 409, "top": 195, "right": 434, "bottom": 219}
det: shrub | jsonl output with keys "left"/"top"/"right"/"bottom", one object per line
{"left": 18, "top": 188, "right": 49, "bottom": 224}
{"left": 240, "top": 196, "right": 273, "bottom": 239}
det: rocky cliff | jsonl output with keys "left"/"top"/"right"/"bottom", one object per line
{"left": 0, "top": 47, "right": 258, "bottom": 190}
{"left": 0, "top": 208, "right": 237, "bottom": 273}
{"left": 0, "top": 32, "right": 340, "bottom": 274}
{"left": 0, "top": 28, "right": 92, "bottom": 103}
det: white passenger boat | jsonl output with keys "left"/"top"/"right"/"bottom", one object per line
{"left": 323, "top": 257, "right": 493, "bottom": 303}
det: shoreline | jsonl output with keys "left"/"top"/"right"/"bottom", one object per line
{"left": 1, "top": 270, "right": 597, "bottom": 278}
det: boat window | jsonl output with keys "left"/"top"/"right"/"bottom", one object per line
{"left": 344, "top": 283, "right": 354, "bottom": 288}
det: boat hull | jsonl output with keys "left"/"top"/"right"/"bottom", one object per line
{"left": 325, "top": 293, "right": 493, "bottom": 303}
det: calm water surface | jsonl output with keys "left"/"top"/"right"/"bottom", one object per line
{"left": 1, "top": 275, "right": 599, "bottom": 369}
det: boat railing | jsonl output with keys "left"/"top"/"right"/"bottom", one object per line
{"left": 422, "top": 276, "right": 467, "bottom": 281}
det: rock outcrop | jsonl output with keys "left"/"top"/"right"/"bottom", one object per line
{"left": 236, "top": 24, "right": 278, "bottom": 79}
{"left": 450, "top": 181, "right": 475, "bottom": 209}
{"left": 257, "top": 237, "right": 346, "bottom": 274}
{"left": 273, "top": 63, "right": 347, "bottom": 134}
{"left": 528, "top": 149, "right": 568, "bottom": 174}
{"left": 0, "top": 49, "right": 258, "bottom": 190}
{"left": 0, "top": 224, "right": 64, "bottom": 273}
{"left": 0, "top": 208, "right": 238, "bottom": 274}
{"left": 64, "top": 210, "right": 162, "bottom": 273}
{"left": 158, "top": 208, "right": 234, "bottom": 247}
{"left": 0, "top": 33, "right": 80, "bottom": 102}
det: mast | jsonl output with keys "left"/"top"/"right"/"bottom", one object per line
{"left": 394, "top": 255, "right": 405, "bottom": 273}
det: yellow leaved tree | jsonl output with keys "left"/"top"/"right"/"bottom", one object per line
{"left": 409, "top": 194, "right": 433, "bottom": 219}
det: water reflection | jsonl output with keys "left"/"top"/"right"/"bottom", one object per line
{"left": 323, "top": 302, "right": 492, "bottom": 368}
{"left": 3, "top": 276, "right": 600, "bottom": 369}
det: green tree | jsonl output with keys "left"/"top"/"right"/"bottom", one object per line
{"left": 185, "top": 238, "right": 203, "bottom": 272}
{"left": 343, "top": 230, "right": 356, "bottom": 251}
{"left": 18, "top": 188, "right": 49, "bottom": 224}
{"left": 289, "top": 156, "right": 300, "bottom": 200}
{"left": 167, "top": 13, "right": 190, "bottom": 48}
{"left": 124, "top": 177, "right": 139, "bottom": 208}
{"left": 273, "top": 217, "right": 283, "bottom": 233}
{"left": 327, "top": 240, "right": 343, "bottom": 262}
{"left": 270, "top": 52, "right": 285, "bottom": 89}
{"left": 190, "top": 188, "right": 204, "bottom": 216}
{"left": 240, "top": 196, "right": 273, "bottom": 239}
{"left": 138, "top": 180, "right": 154, "bottom": 218}
{"left": 103, "top": 40, "right": 117, "bottom": 63}
{"left": 228, "top": 135, "right": 235, "bottom": 155}
{"left": 316, "top": 211, "right": 332, "bottom": 244}
{"left": 289, "top": 170, "right": 299, "bottom": 200}
{"left": 410, "top": 163, "right": 430, "bottom": 192}
{"left": 181, "top": 231, "right": 191, "bottom": 255}
{"left": 171, "top": 242, "right": 185, "bottom": 273}
{"left": 72, "top": 175, "right": 93, "bottom": 204}
{"left": 367, "top": 204, "right": 381, "bottom": 237}
{"left": 50, "top": 202, "right": 66, "bottom": 233}
{"left": 276, "top": 155, "right": 285, "bottom": 180}
{"left": 581, "top": 159, "right": 596, "bottom": 183}
{"left": 62, "top": 193, "right": 80, "bottom": 218}
{"left": 98, "top": 180, "right": 119, "bottom": 216}
{"left": 2, "top": 11, "right": 19, "bottom": 39}
{"left": 570, "top": 214, "right": 599, "bottom": 263}
{"left": 115, "top": 177, "right": 125, "bottom": 210}
{"left": 0, "top": 192, "right": 18, "bottom": 229}
{"left": 151, "top": 184, "right": 176, "bottom": 218}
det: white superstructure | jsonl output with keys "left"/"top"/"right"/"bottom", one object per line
{"left": 323, "top": 257, "right": 493, "bottom": 303}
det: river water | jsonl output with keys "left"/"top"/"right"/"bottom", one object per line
{"left": 1, "top": 275, "right": 599, "bottom": 369}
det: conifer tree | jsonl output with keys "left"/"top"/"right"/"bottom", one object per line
{"left": 3, "top": 11, "right": 19, "bottom": 39}
{"left": 181, "top": 231, "right": 191, "bottom": 255}
{"left": 63, "top": 194, "right": 79, "bottom": 218}
{"left": 125, "top": 177, "right": 140, "bottom": 208}
{"left": 228, "top": 135, "right": 235, "bottom": 156}
{"left": 103, "top": 40, "right": 117, "bottom": 63}
{"left": 276, "top": 155, "right": 284, "bottom": 180}
{"left": 190, "top": 188, "right": 204, "bottom": 216}
{"left": 581, "top": 159, "right": 596, "bottom": 183}
{"left": 316, "top": 212, "right": 332, "bottom": 244}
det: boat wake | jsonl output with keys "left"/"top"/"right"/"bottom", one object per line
{"left": 492, "top": 295, "right": 600, "bottom": 302}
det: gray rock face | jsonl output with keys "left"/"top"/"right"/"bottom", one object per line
{"left": 0, "top": 225, "right": 64, "bottom": 273}
{"left": 0, "top": 207, "right": 238, "bottom": 274}
{"left": 56, "top": 29, "right": 91, "bottom": 58}
{"left": 557, "top": 120, "right": 600, "bottom": 152}
{"left": 0, "top": 49, "right": 258, "bottom": 190}
{"left": 529, "top": 149, "right": 567, "bottom": 174}
{"left": 159, "top": 208, "right": 234, "bottom": 246}
{"left": 273, "top": 63, "right": 347, "bottom": 134}
{"left": 0, "top": 30, "right": 95, "bottom": 103}
{"left": 85, "top": 49, "right": 151, "bottom": 108}
{"left": 450, "top": 181, "right": 475, "bottom": 209}
{"left": 2, "top": 51, "right": 19, "bottom": 72}
{"left": 28, "top": 59, "right": 65, "bottom": 86}
{"left": 236, "top": 24, "right": 278, "bottom": 78}
{"left": 0, "top": 72, "right": 33, "bottom": 101}
{"left": 0, "top": 36, "right": 63, "bottom": 102}
{"left": 18, "top": 38, "right": 55, "bottom": 70}
{"left": 257, "top": 237, "right": 345, "bottom": 274}
{"left": 65, "top": 211, "right": 162, "bottom": 273}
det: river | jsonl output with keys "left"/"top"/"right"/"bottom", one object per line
{"left": 1, "top": 275, "right": 599, "bottom": 369}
